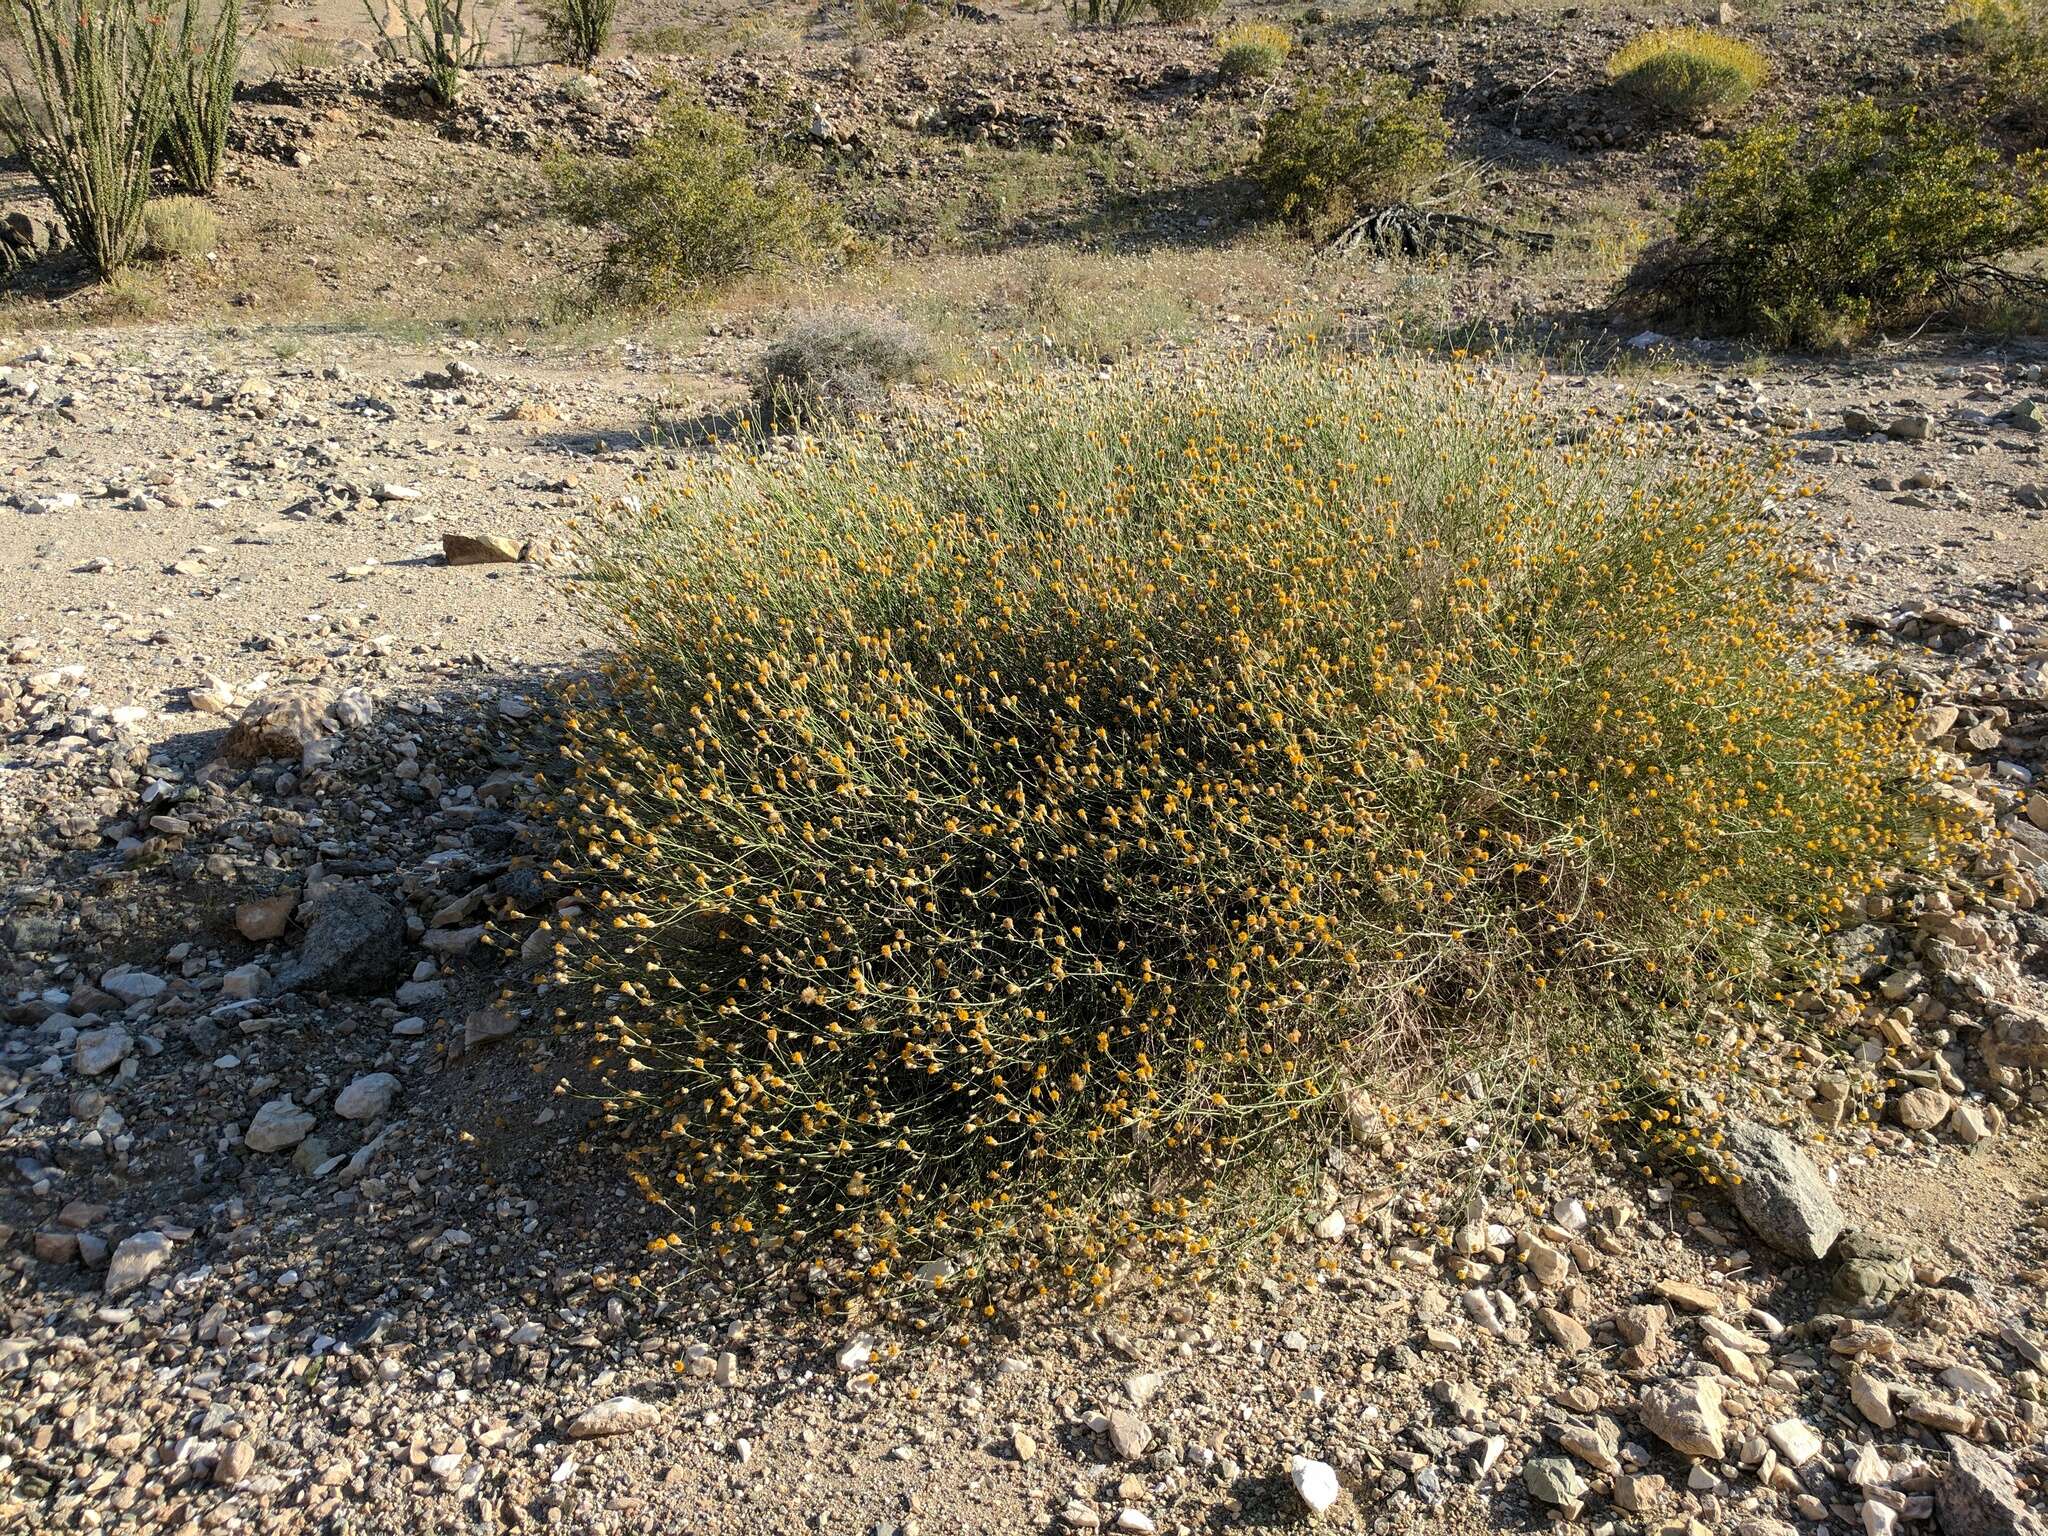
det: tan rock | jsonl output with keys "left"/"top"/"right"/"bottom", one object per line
{"left": 442, "top": 532, "right": 523, "bottom": 566}
{"left": 218, "top": 687, "right": 335, "bottom": 765}
{"left": 1639, "top": 1377, "right": 1728, "bottom": 1460}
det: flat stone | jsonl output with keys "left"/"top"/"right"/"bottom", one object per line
{"left": 464, "top": 1007, "right": 521, "bottom": 1048}
{"left": 563, "top": 1395, "right": 660, "bottom": 1440}
{"left": 104, "top": 1231, "right": 172, "bottom": 1297}
{"left": 100, "top": 967, "right": 166, "bottom": 1005}
{"left": 442, "top": 532, "right": 523, "bottom": 565}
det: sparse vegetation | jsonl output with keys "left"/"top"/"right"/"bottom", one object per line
{"left": 752, "top": 310, "right": 933, "bottom": 429}
{"left": 538, "top": 0, "right": 616, "bottom": 65}
{"left": 0, "top": 0, "right": 177, "bottom": 277}
{"left": 547, "top": 98, "right": 844, "bottom": 307}
{"left": 1251, "top": 72, "right": 1452, "bottom": 234}
{"left": 1217, "top": 21, "right": 1290, "bottom": 82}
{"left": 1151, "top": 0, "right": 1218, "bottom": 20}
{"left": 858, "top": 0, "right": 934, "bottom": 37}
{"left": 370, "top": 0, "right": 498, "bottom": 105}
{"left": 553, "top": 351, "right": 1958, "bottom": 1289}
{"left": 141, "top": 195, "right": 219, "bottom": 259}
{"left": 1624, "top": 98, "right": 2048, "bottom": 347}
{"left": 163, "top": 0, "right": 242, "bottom": 194}
{"left": 1607, "top": 27, "right": 1769, "bottom": 123}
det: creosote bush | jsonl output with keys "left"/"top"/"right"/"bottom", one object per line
{"left": 1606, "top": 27, "right": 1767, "bottom": 123}
{"left": 1623, "top": 98, "right": 2048, "bottom": 348}
{"left": 752, "top": 311, "right": 934, "bottom": 430}
{"left": 547, "top": 99, "right": 843, "bottom": 307}
{"left": 1217, "top": 21, "right": 1290, "bottom": 82}
{"left": 1150, "top": 0, "right": 1217, "bottom": 21}
{"left": 0, "top": 0, "right": 176, "bottom": 276}
{"left": 549, "top": 353, "right": 1963, "bottom": 1294}
{"left": 1251, "top": 72, "right": 1451, "bottom": 234}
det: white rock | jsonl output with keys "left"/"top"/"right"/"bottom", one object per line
{"left": 334, "top": 1072, "right": 399, "bottom": 1120}
{"left": 1290, "top": 1455, "right": 1341, "bottom": 1515}
{"left": 105, "top": 1231, "right": 173, "bottom": 1297}
{"left": 74, "top": 1026, "right": 132, "bottom": 1076}
{"left": 1768, "top": 1417, "right": 1824, "bottom": 1467}
{"left": 563, "top": 1396, "right": 660, "bottom": 1439}
{"left": 245, "top": 1097, "right": 316, "bottom": 1152}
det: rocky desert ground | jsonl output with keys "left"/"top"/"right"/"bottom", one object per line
{"left": 7, "top": 1, "right": 2048, "bottom": 1534}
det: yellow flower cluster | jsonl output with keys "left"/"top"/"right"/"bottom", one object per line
{"left": 543, "top": 353, "right": 1967, "bottom": 1295}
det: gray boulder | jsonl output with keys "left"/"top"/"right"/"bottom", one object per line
{"left": 1937, "top": 1437, "right": 2046, "bottom": 1536}
{"left": 1720, "top": 1117, "right": 1845, "bottom": 1262}
{"left": 276, "top": 884, "right": 406, "bottom": 996}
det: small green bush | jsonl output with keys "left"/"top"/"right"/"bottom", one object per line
{"left": 1251, "top": 72, "right": 1451, "bottom": 233}
{"left": 552, "top": 352, "right": 1961, "bottom": 1290}
{"left": 1607, "top": 28, "right": 1768, "bottom": 123}
{"left": 753, "top": 311, "right": 933, "bottom": 429}
{"left": 0, "top": 0, "right": 177, "bottom": 276}
{"left": 539, "top": 0, "right": 617, "bottom": 64}
{"left": 1623, "top": 98, "right": 2048, "bottom": 348}
{"left": 141, "top": 196, "right": 219, "bottom": 259}
{"left": 1152, "top": 0, "right": 1218, "bottom": 20}
{"left": 1217, "top": 21, "right": 1290, "bottom": 82}
{"left": 548, "top": 99, "right": 843, "bottom": 307}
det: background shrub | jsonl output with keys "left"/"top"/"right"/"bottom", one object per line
{"left": 753, "top": 311, "right": 934, "bottom": 429}
{"left": 1151, "top": 0, "right": 1218, "bottom": 20}
{"left": 1217, "top": 22, "right": 1290, "bottom": 82}
{"left": 539, "top": 0, "right": 617, "bottom": 65}
{"left": 548, "top": 99, "right": 843, "bottom": 307}
{"left": 370, "top": 0, "right": 497, "bottom": 105}
{"left": 1948, "top": 0, "right": 2048, "bottom": 122}
{"left": 552, "top": 353, "right": 1958, "bottom": 1288}
{"left": 0, "top": 0, "right": 176, "bottom": 277}
{"left": 1607, "top": 27, "right": 1768, "bottom": 122}
{"left": 141, "top": 195, "right": 219, "bottom": 259}
{"left": 1623, "top": 98, "right": 2048, "bottom": 347}
{"left": 1251, "top": 72, "right": 1451, "bottom": 232}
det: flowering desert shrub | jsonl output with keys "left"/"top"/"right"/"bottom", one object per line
{"left": 1217, "top": 22, "right": 1291, "bottom": 83}
{"left": 1606, "top": 27, "right": 1768, "bottom": 123}
{"left": 548, "top": 354, "right": 1961, "bottom": 1292}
